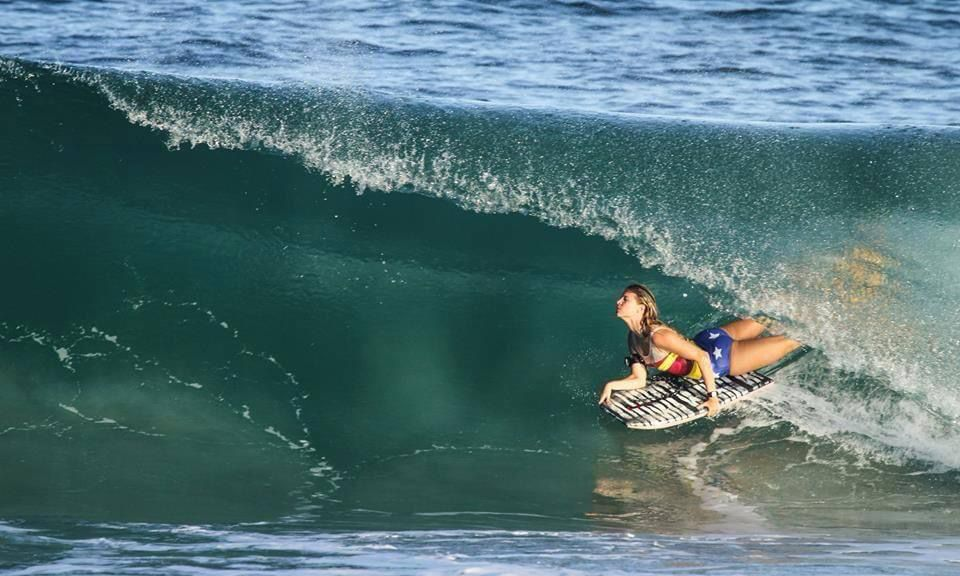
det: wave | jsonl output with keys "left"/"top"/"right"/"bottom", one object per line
{"left": 2, "top": 57, "right": 960, "bottom": 523}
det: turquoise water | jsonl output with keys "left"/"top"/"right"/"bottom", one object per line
{"left": 3, "top": 1, "right": 960, "bottom": 573}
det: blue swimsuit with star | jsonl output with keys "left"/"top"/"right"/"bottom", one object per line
{"left": 692, "top": 327, "right": 733, "bottom": 377}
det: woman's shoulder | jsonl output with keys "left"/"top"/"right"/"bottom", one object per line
{"left": 650, "top": 324, "right": 680, "bottom": 340}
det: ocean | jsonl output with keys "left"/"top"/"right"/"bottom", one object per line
{"left": 2, "top": 1, "right": 959, "bottom": 573}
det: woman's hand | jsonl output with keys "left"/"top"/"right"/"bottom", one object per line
{"left": 598, "top": 383, "right": 614, "bottom": 405}
{"left": 699, "top": 396, "right": 720, "bottom": 416}
{"left": 599, "top": 369, "right": 647, "bottom": 405}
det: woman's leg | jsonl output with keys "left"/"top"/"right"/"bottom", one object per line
{"left": 728, "top": 335, "right": 802, "bottom": 376}
{"left": 719, "top": 318, "right": 767, "bottom": 341}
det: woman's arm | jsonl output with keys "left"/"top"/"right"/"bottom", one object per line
{"left": 598, "top": 362, "right": 647, "bottom": 405}
{"left": 652, "top": 329, "right": 720, "bottom": 416}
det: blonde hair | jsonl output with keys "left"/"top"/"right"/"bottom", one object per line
{"left": 623, "top": 283, "right": 664, "bottom": 336}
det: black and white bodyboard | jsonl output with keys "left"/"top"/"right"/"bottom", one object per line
{"left": 601, "top": 371, "right": 773, "bottom": 430}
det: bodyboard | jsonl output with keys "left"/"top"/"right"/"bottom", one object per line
{"left": 601, "top": 371, "right": 773, "bottom": 430}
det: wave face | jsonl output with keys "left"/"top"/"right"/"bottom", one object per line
{"left": 2, "top": 58, "right": 960, "bottom": 532}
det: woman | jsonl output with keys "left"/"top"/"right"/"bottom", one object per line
{"left": 599, "top": 284, "right": 801, "bottom": 416}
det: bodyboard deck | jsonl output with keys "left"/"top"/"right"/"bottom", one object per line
{"left": 601, "top": 371, "right": 773, "bottom": 430}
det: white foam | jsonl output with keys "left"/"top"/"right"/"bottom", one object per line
{"left": 264, "top": 426, "right": 307, "bottom": 450}
{"left": 756, "top": 369, "right": 960, "bottom": 469}
{"left": 59, "top": 403, "right": 166, "bottom": 437}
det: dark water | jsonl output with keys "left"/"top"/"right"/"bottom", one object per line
{"left": 2, "top": 1, "right": 960, "bottom": 573}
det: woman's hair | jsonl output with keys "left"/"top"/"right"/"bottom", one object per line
{"left": 623, "top": 283, "right": 663, "bottom": 335}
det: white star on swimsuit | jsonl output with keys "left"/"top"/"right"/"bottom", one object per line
{"left": 708, "top": 332, "right": 720, "bottom": 340}
{"left": 713, "top": 347, "right": 723, "bottom": 360}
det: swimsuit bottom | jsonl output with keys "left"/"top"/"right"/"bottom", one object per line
{"left": 650, "top": 326, "right": 733, "bottom": 379}
{"left": 692, "top": 326, "right": 733, "bottom": 378}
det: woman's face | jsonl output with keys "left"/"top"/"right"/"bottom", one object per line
{"left": 616, "top": 291, "right": 644, "bottom": 319}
